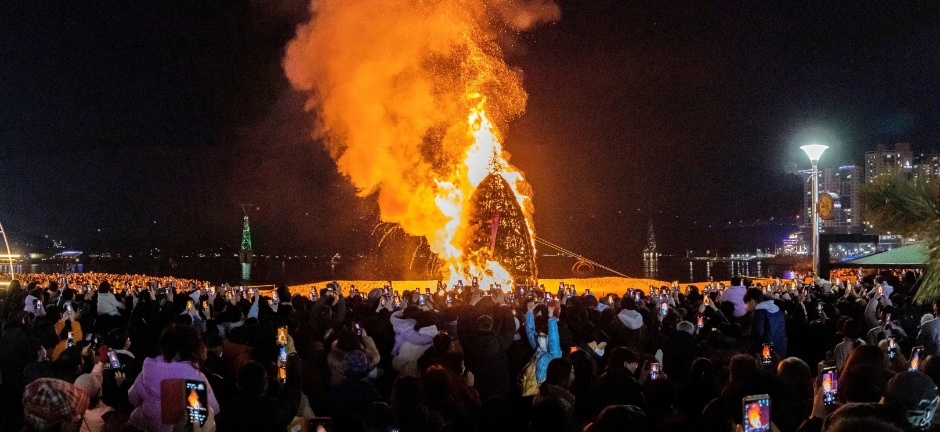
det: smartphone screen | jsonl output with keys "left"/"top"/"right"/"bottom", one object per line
{"left": 393, "top": 296, "right": 401, "bottom": 308}
{"left": 67, "top": 331, "right": 75, "bottom": 348}
{"left": 817, "top": 302, "right": 823, "bottom": 314}
{"left": 278, "top": 347, "right": 288, "bottom": 366}
{"left": 185, "top": 380, "right": 209, "bottom": 426}
{"left": 201, "top": 300, "right": 208, "bottom": 310}
{"left": 761, "top": 344, "right": 772, "bottom": 366}
{"left": 425, "top": 288, "right": 431, "bottom": 295}
{"left": 659, "top": 302, "right": 668, "bottom": 316}
{"left": 910, "top": 346, "right": 924, "bottom": 371}
{"left": 278, "top": 365, "right": 287, "bottom": 383}
{"left": 354, "top": 323, "right": 362, "bottom": 336}
{"left": 107, "top": 350, "right": 121, "bottom": 370}
{"left": 446, "top": 294, "right": 452, "bottom": 304}
{"left": 650, "top": 362, "right": 661, "bottom": 380}
{"left": 697, "top": 315, "right": 704, "bottom": 329}
{"left": 821, "top": 366, "right": 838, "bottom": 405}
{"left": 65, "top": 302, "right": 73, "bottom": 315}
{"left": 186, "top": 300, "right": 194, "bottom": 311}
{"left": 277, "top": 327, "right": 288, "bottom": 346}
{"left": 887, "top": 337, "right": 898, "bottom": 359}
{"left": 419, "top": 294, "right": 426, "bottom": 306}
{"left": 742, "top": 394, "right": 771, "bottom": 432}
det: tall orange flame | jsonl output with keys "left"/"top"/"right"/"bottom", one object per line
{"left": 284, "top": 0, "right": 557, "bottom": 286}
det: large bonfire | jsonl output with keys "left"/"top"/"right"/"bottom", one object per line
{"left": 284, "top": 0, "right": 558, "bottom": 289}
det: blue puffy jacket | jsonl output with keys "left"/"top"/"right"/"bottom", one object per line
{"left": 751, "top": 300, "right": 788, "bottom": 357}
{"left": 526, "top": 311, "right": 561, "bottom": 385}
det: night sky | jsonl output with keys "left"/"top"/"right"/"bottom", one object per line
{"left": 2, "top": 1, "right": 940, "bottom": 274}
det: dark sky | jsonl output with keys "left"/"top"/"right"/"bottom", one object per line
{"left": 2, "top": 0, "right": 940, "bottom": 273}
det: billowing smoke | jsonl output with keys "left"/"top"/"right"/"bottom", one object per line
{"left": 284, "top": 0, "right": 558, "bottom": 276}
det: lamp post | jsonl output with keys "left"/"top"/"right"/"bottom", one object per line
{"left": 801, "top": 144, "right": 828, "bottom": 279}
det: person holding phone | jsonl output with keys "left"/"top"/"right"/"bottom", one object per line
{"left": 743, "top": 288, "right": 788, "bottom": 358}
{"left": 216, "top": 361, "right": 299, "bottom": 432}
{"left": 391, "top": 308, "right": 437, "bottom": 378}
{"left": 525, "top": 301, "right": 562, "bottom": 388}
{"left": 52, "top": 305, "right": 83, "bottom": 361}
{"left": 128, "top": 325, "right": 220, "bottom": 432}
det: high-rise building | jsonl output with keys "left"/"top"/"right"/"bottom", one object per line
{"left": 913, "top": 152, "right": 940, "bottom": 183}
{"left": 865, "top": 143, "right": 913, "bottom": 183}
{"left": 800, "top": 165, "right": 864, "bottom": 235}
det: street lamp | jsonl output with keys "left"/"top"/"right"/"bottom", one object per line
{"left": 801, "top": 144, "right": 828, "bottom": 279}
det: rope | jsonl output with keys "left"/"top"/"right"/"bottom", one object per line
{"left": 535, "top": 237, "right": 633, "bottom": 278}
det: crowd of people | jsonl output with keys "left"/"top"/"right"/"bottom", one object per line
{"left": 1, "top": 270, "right": 939, "bottom": 432}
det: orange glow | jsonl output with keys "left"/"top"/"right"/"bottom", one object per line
{"left": 187, "top": 389, "right": 201, "bottom": 409}
{"left": 284, "top": 0, "right": 555, "bottom": 286}
{"left": 747, "top": 403, "right": 764, "bottom": 428}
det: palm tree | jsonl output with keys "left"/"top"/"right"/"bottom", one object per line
{"left": 860, "top": 174, "right": 940, "bottom": 302}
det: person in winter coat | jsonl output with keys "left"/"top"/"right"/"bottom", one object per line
{"left": 526, "top": 302, "right": 562, "bottom": 385}
{"left": 595, "top": 347, "right": 644, "bottom": 409}
{"left": 743, "top": 288, "right": 788, "bottom": 357}
{"left": 718, "top": 276, "right": 748, "bottom": 318}
{"left": 327, "top": 326, "right": 381, "bottom": 383}
{"left": 608, "top": 299, "right": 648, "bottom": 355}
{"left": 663, "top": 321, "right": 704, "bottom": 385}
{"left": 532, "top": 358, "right": 578, "bottom": 432}
{"left": 457, "top": 302, "right": 516, "bottom": 400}
{"left": 128, "top": 325, "right": 220, "bottom": 432}
{"left": 392, "top": 309, "right": 437, "bottom": 378}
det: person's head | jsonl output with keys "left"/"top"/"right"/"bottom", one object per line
{"left": 823, "top": 403, "right": 901, "bottom": 432}
{"left": 586, "top": 405, "right": 649, "bottom": 432}
{"left": 432, "top": 332, "right": 452, "bottom": 354}
{"left": 569, "top": 349, "right": 597, "bottom": 380}
{"left": 106, "top": 327, "right": 130, "bottom": 351}
{"left": 587, "top": 329, "right": 609, "bottom": 355}
{"left": 777, "top": 357, "right": 813, "bottom": 398}
{"left": 839, "top": 364, "right": 895, "bottom": 403}
{"left": 421, "top": 365, "right": 452, "bottom": 401}
{"left": 729, "top": 354, "right": 759, "bottom": 385}
{"left": 842, "top": 318, "right": 863, "bottom": 340}
{"left": 475, "top": 315, "right": 494, "bottom": 334}
{"left": 543, "top": 357, "right": 574, "bottom": 389}
{"left": 335, "top": 327, "right": 364, "bottom": 353}
{"left": 731, "top": 276, "right": 742, "bottom": 286}
{"left": 74, "top": 373, "right": 102, "bottom": 406}
{"left": 23, "top": 378, "right": 90, "bottom": 432}
{"left": 236, "top": 361, "right": 268, "bottom": 396}
{"left": 343, "top": 350, "right": 371, "bottom": 381}
{"left": 689, "top": 357, "right": 716, "bottom": 383}
{"left": 932, "top": 299, "right": 940, "bottom": 318}
{"left": 881, "top": 371, "right": 940, "bottom": 430}
{"left": 607, "top": 347, "right": 639, "bottom": 374}
{"left": 98, "top": 281, "right": 111, "bottom": 294}
{"left": 843, "top": 344, "right": 890, "bottom": 373}
{"left": 743, "top": 288, "right": 766, "bottom": 312}
{"left": 676, "top": 321, "right": 695, "bottom": 335}
{"left": 159, "top": 324, "right": 205, "bottom": 363}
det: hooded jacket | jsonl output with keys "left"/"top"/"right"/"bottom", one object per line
{"left": 393, "top": 324, "right": 438, "bottom": 377}
{"left": 609, "top": 309, "right": 648, "bottom": 354}
{"left": 750, "top": 300, "right": 788, "bottom": 357}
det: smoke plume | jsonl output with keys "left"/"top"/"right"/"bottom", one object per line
{"left": 284, "top": 0, "right": 558, "bottom": 272}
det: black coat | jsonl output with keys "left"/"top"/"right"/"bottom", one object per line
{"left": 458, "top": 306, "right": 514, "bottom": 400}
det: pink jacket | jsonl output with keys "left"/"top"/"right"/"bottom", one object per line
{"left": 128, "top": 357, "right": 220, "bottom": 432}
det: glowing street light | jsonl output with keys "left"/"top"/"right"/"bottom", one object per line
{"left": 801, "top": 144, "right": 828, "bottom": 278}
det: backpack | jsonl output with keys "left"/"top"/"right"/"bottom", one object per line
{"left": 518, "top": 355, "right": 538, "bottom": 397}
